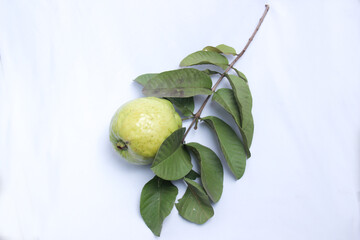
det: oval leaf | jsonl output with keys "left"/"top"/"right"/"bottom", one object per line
{"left": 203, "top": 44, "right": 237, "bottom": 55}
{"left": 212, "top": 88, "right": 251, "bottom": 157}
{"left": 175, "top": 178, "right": 214, "bottom": 224}
{"left": 186, "top": 142, "right": 224, "bottom": 203}
{"left": 151, "top": 128, "right": 192, "bottom": 180}
{"left": 134, "top": 73, "right": 157, "bottom": 86}
{"left": 134, "top": 73, "right": 195, "bottom": 116}
{"left": 202, "top": 116, "right": 247, "bottom": 180}
{"left": 140, "top": 176, "right": 178, "bottom": 236}
{"left": 226, "top": 74, "right": 254, "bottom": 147}
{"left": 203, "top": 46, "right": 222, "bottom": 53}
{"left": 166, "top": 97, "right": 194, "bottom": 117}
{"left": 143, "top": 68, "right": 213, "bottom": 98}
{"left": 216, "top": 44, "right": 237, "bottom": 55}
{"left": 180, "top": 51, "right": 229, "bottom": 70}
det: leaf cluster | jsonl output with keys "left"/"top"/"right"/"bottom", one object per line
{"left": 135, "top": 44, "right": 254, "bottom": 236}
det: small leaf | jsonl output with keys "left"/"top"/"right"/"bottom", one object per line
{"left": 166, "top": 97, "right": 194, "bottom": 117}
{"left": 134, "top": 73, "right": 157, "bottom": 86}
{"left": 185, "top": 170, "right": 200, "bottom": 180}
{"left": 212, "top": 88, "right": 251, "bottom": 157}
{"left": 140, "top": 176, "right": 178, "bottom": 236}
{"left": 186, "top": 142, "right": 223, "bottom": 203}
{"left": 203, "top": 46, "right": 222, "bottom": 53}
{"left": 232, "top": 67, "right": 248, "bottom": 82}
{"left": 151, "top": 128, "right": 192, "bottom": 180}
{"left": 216, "top": 44, "right": 237, "bottom": 55}
{"left": 203, "top": 116, "right": 247, "bottom": 180}
{"left": 176, "top": 178, "right": 214, "bottom": 224}
{"left": 180, "top": 50, "right": 229, "bottom": 70}
{"left": 143, "top": 68, "right": 213, "bottom": 98}
{"left": 203, "top": 44, "right": 237, "bottom": 55}
{"left": 226, "top": 74, "right": 254, "bottom": 148}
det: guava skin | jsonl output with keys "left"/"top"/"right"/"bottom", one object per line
{"left": 110, "top": 97, "right": 182, "bottom": 165}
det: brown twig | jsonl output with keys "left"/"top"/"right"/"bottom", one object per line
{"left": 182, "top": 4, "right": 270, "bottom": 142}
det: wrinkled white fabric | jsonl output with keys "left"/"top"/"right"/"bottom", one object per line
{"left": 0, "top": 0, "right": 359, "bottom": 239}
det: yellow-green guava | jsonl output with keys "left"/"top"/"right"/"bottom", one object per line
{"left": 109, "top": 97, "right": 182, "bottom": 165}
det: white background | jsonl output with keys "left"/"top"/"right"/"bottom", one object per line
{"left": 0, "top": 0, "right": 359, "bottom": 239}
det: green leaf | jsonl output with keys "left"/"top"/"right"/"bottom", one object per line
{"left": 133, "top": 73, "right": 194, "bottom": 116}
{"left": 140, "top": 176, "right": 178, "bottom": 236}
{"left": 212, "top": 88, "right": 251, "bottom": 157}
{"left": 213, "top": 88, "right": 242, "bottom": 127}
{"left": 180, "top": 51, "right": 229, "bottom": 70}
{"left": 185, "top": 170, "right": 200, "bottom": 180}
{"left": 134, "top": 73, "right": 157, "bottom": 86}
{"left": 166, "top": 97, "right": 194, "bottom": 117}
{"left": 134, "top": 73, "right": 195, "bottom": 116}
{"left": 232, "top": 67, "right": 248, "bottom": 82}
{"left": 186, "top": 142, "right": 223, "bottom": 203}
{"left": 216, "top": 44, "right": 237, "bottom": 55}
{"left": 203, "top": 46, "right": 222, "bottom": 53}
{"left": 203, "top": 44, "right": 237, "bottom": 55}
{"left": 175, "top": 178, "right": 214, "bottom": 224}
{"left": 151, "top": 128, "right": 192, "bottom": 180}
{"left": 143, "top": 68, "right": 213, "bottom": 98}
{"left": 203, "top": 116, "right": 247, "bottom": 180}
{"left": 226, "top": 74, "right": 254, "bottom": 148}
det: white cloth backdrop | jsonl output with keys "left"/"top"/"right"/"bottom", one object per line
{"left": 0, "top": 0, "right": 359, "bottom": 239}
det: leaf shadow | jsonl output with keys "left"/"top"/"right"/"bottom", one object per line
{"left": 131, "top": 80, "right": 143, "bottom": 93}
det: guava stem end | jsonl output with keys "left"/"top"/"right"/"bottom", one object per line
{"left": 116, "top": 141, "right": 128, "bottom": 150}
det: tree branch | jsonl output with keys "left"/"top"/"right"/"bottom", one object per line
{"left": 182, "top": 4, "right": 270, "bottom": 142}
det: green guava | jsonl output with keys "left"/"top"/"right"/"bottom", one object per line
{"left": 109, "top": 97, "right": 182, "bottom": 165}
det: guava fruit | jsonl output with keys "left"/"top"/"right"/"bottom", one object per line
{"left": 109, "top": 97, "right": 182, "bottom": 165}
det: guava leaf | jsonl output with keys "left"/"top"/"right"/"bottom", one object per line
{"left": 202, "top": 116, "right": 247, "bottom": 180}
{"left": 226, "top": 74, "right": 254, "bottom": 148}
{"left": 180, "top": 50, "right": 229, "bottom": 70}
{"left": 232, "top": 67, "right": 248, "bottom": 82}
{"left": 175, "top": 178, "right": 214, "bottom": 224}
{"left": 151, "top": 128, "right": 192, "bottom": 180}
{"left": 140, "top": 176, "right": 178, "bottom": 236}
{"left": 143, "top": 68, "right": 213, "bottom": 98}
{"left": 212, "top": 88, "right": 251, "bottom": 157}
{"left": 134, "top": 73, "right": 157, "bottom": 86}
{"left": 203, "top": 44, "right": 237, "bottom": 55}
{"left": 166, "top": 97, "right": 194, "bottom": 117}
{"left": 185, "top": 170, "right": 200, "bottom": 180}
{"left": 134, "top": 74, "right": 195, "bottom": 117}
{"left": 202, "top": 46, "right": 222, "bottom": 53}
{"left": 216, "top": 44, "right": 237, "bottom": 55}
{"left": 186, "top": 142, "right": 223, "bottom": 203}
{"left": 213, "top": 88, "right": 242, "bottom": 127}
